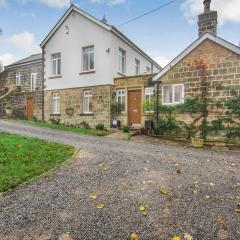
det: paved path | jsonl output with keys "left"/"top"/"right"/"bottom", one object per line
{"left": 0, "top": 120, "right": 240, "bottom": 240}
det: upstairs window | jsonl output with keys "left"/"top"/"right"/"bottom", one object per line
{"left": 82, "top": 46, "right": 94, "bottom": 72}
{"left": 162, "top": 84, "right": 184, "bottom": 105}
{"left": 52, "top": 93, "right": 60, "bottom": 114}
{"left": 146, "top": 66, "right": 151, "bottom": 73}
{"left": 117, "top": 89, "right": 125, "bottom": 112}
{"left": 30, "top": 73, "right": 37, "bottom": 91}
{"left": 135, "top": 59, "right": 140, "bottom": 75}
{"left": 119, "top": 48, "right": 126, "bottom": 74}
{"left": 51, "top": 53, "right": 61, "bottom": 76}
{"left": 16, "top": 72, "right": 21, "bottom": 86}
{"left": 83, "top": 90, "right": 93, "bottom": 114}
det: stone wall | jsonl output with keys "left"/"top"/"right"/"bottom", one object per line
{"left": 159, "top": 38, "right": 240, "bottom": 127}
{"left": 44, "top": 85, "right": 113, "bottom": 128}
{"left": 0, "top": 62, "right": 43, "bottom": 120}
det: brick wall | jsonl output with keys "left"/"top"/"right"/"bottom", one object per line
{"left": 44, "top": 85, "right": 113, "bottom": 128}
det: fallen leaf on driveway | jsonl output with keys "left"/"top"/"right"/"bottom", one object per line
{"left": 184, "top": 232, "right": 193, "bottom": 240}
{"left": 160, "top": 188, "right": 171, "bottom": 195}
{"left": 216, "top": 215, "right": 224, "bottom": 225}
{"left": 99, "top": 164, "right": 109, "bottom": 171}
{"left": 130, "top": 233, "right": 139, "bottom": 240}
{"left": 170, "top": 236, "right": 181, "bottom": 240}
{"left": 96, "top": 204, "right": 105, "bottom": 209}
{"left": 204, "top": 195, "right": 211, "bottom": 200}
{"left": 235, "top": 204, "right": 240, "bottom": 213}
{"left": 89, "top": 193, "right": 98, "bottom": 200}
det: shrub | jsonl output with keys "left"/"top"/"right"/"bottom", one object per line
{"left": 155, "top": 119, "right": 183, "bottom": 136}
{"left": 96, "top": 123, "right": 105, "bottom": 131}
{"left": 122, "top": 125, "right": 130, "bottom": 133}
{"left": 79, "top": 121, "right": 90, "bottom": 129}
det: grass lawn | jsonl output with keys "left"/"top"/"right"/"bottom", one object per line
{"left": 0, "top": 132, "right": 75, "bottom": 193}
{"left": 13, "top": 120, "right": 111, "bottom": 136}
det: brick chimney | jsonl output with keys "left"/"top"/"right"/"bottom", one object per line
{"left": 198, "top": 0, "right": 218, "bottom": 37}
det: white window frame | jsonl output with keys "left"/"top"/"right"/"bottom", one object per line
{"left": 82, "top": 45, "right": 95, "bottom": 72}
{"left": 119, "top": 48, "right": 126, "bottom": 74}
{"left": 162, "top": 84, "right": 185, "bottom": 105}
{"left": 16, "top": 72, "right": 21, "bottom": 86}
{"left": 83, "top": 90, "right": 93, "bottom": 114}
{"left": 145, "top": 87, "right": 154, "bottom": 113}
{"left": 52, "top": 93, "right": 60, "bottom": 114}
{"left": 135, "top": 59, "right": 140, "bottom": 75}
{"left": 30, "top": 73, "right": 37, "bottom": 92}
{"left": 117, "top": 89, "right": 125, "bottom": 112}
{"left": 51, "top": 52, "right": 61, "bottom": 76}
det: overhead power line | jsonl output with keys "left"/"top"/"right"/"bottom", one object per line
{"left": 117, "top": 0, "right": 180, "bottom": 27}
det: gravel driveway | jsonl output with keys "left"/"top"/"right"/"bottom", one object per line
{"left": 0, "top": 119, "right": 239, "bottom": 240}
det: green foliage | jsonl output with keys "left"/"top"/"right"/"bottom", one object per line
{"left": 95, "top": 123, "right": 105, "bottom": 131}
{"left": 122, "top": 125, "right": 130, "bottom": 133}
{"left": 207, "top": 119, "right": 225, "bottom": 134}
{"left": 177, "top": 96, "right": 207, "bottom": 116}
{"left": 0, "top": 132, "right": 75, "bottom": 192}
{"left": 155, "top": 119, "right": 183, "bottom": 136}
{"left": 111, "top": 102, "right": 122, "bottom": 119}
{"left": 226, "top": 126, "right": 240, "bottom": 140}
{"left": 224, "top": 97, "right": 240, "bottom": 115}
{"left": 13, "top": 120, "right": 110, "bottom": 136}
{"left": 5, "top": 101, "right": 12, "bottom": 109}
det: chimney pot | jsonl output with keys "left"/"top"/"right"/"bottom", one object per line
{"left": 204, "top": 0, "right": 211, "bottom": 12}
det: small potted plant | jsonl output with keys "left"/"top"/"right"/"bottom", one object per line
{"left": 5, "top": 101, "right": 12, "bottom": 116}
{"left": 191, "top": 132, "right": 204, "bottom": 148}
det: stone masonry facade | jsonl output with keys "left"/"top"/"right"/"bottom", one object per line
{"left": 159, "top": 39, "right": 240, "bottom": 123}
{"left": 0, "top": 62, "right": 43, "bottom": 120}
{"left": 44, "top": 85, "right": 113, "bottom": 128}
{"left": 114, "top": 74, "right": 155, "bottom": 126}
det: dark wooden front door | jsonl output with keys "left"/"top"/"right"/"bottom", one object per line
{"left": 27, "top": 98, "right": 33, "bottom": 120}
{"left": 128, "top": 90, "right": 141, "bottom": 124}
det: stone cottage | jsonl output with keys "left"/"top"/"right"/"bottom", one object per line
{"left": 0, "top": 54, "right": 43, "bottom": 120}
{"left": 115, "top": 0, "right": 240, "bottom": 129}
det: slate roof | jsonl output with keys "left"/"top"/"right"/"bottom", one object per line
{"left": 5, "top": 53, "right": 42, "bottom": 69}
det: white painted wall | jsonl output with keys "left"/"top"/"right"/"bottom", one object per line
{"left": 44, "top": 10, "right": 161, "bottom": 91}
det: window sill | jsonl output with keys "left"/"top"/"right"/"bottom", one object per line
{"left": 50, "top": 114, "right": 61, "bottom": 116}
{"left": 79, "top": 70, "right": 95, "bottom": 75}
{"left": 118, "top": 72, "right": 126, "bottom": 77}
{"left": 49, "top": 75, "right": 62, "bottom": 79}
{"left": 80, "top": 113, "right": 94, "bottom": 116}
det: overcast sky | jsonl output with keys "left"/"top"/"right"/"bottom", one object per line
{"left": 0, "top": 0, "right": 240, "bottom": 68}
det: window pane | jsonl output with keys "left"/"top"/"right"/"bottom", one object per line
{"left": 57, "top": 58, "right": 61, "bottom": 75}
{"left": 53, "top": 60, "right": 56, "bottom": 75}
{"left": 83, "top": 54, "right": 89, "bottom": 71}
{"left": 90, "top": 52, "right": 94, "bottom": 70}
{"left": 174, "top": 85, "right": 183, "bottom": 103}
{"left": 163, "top": 86, "right": 172, "bottom": 104}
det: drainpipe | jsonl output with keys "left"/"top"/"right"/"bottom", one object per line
{"left": 41, "top": 47, "right": 45, "bottom": 121}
